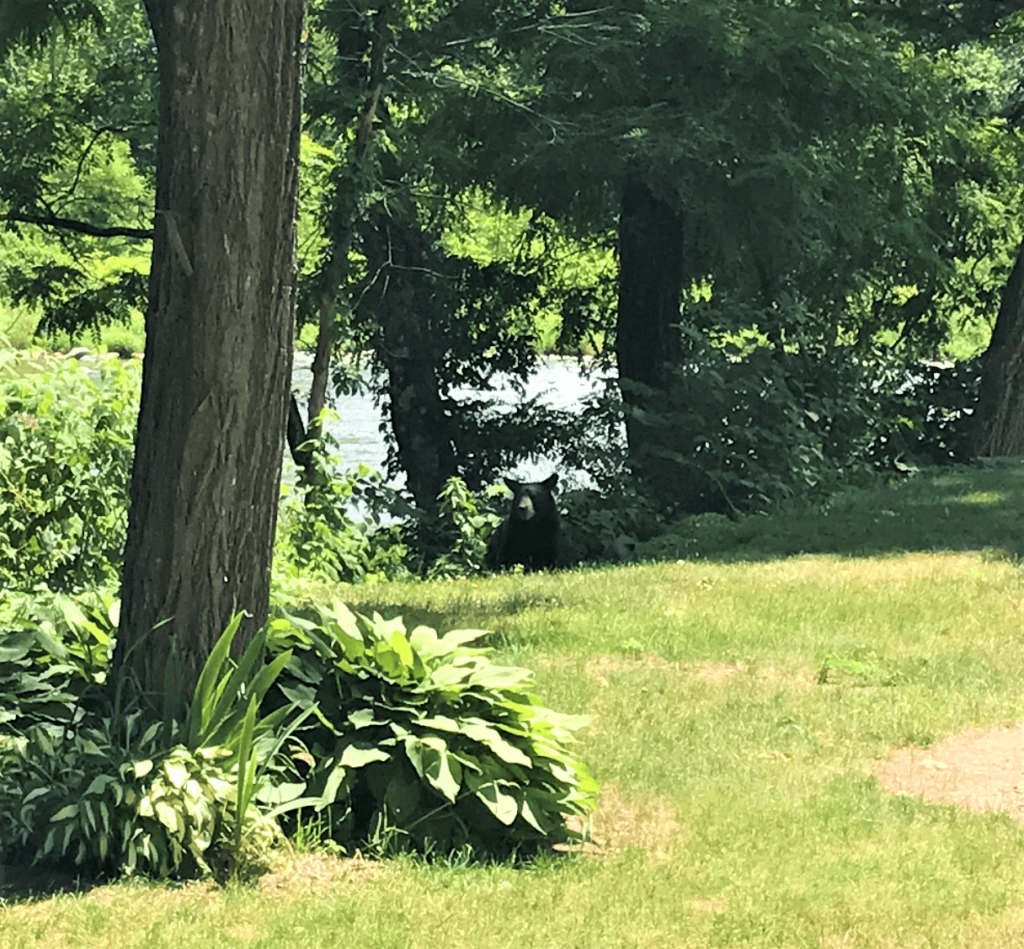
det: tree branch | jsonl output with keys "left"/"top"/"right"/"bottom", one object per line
{"left": 3, "top": 212, "right": 153, "bottom": 240}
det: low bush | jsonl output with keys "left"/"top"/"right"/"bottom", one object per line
{"left": 0, "top": 587, "right": 115, "bottom": 732}
{"left": 0, "top": 588, "right": 597, "bottom": 878}
{"left": 0, "top": 716, "right": 277, "bottom": 879}
{"left": 265, "top": 602, "right": 597, "bottom": 859}
{"left": 0, "top": 607, "right": 304, "bottom": 880}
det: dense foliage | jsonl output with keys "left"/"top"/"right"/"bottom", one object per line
{"left": 265, "top": 602, "right": 596, "bottom": 858}
{"left": 3, "top": 0, "right": 1022, "bottom": 524}
{"left": 0, "top": 591, "right": 596, "bottom": 877}
{"left": 0, "top": 350, "right": 136, "bottom": 592}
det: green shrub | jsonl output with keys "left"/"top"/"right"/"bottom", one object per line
{"left": 265, "top": 602, "right": 598, "bottom": 859}
{"left": 0, "top": 351, "right": 137, "bottom": 592}
{"left": 0, "top": 587, "right": 116, "bottom": 731}
{"left": 0, "top": 605, "right": 303, "bottom": 881}
{"left": 422, "top": 476, "right": 504, "bottom": 579}
{"left": 0, "top": 716, "right": 277, "bottom": 879}
{"left": 0, "top": 587, "right": 597, "bottom": 875}
{"left": 275, "top": 420, "right": 411, "bottom": 585}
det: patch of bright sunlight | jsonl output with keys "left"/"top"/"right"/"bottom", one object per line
{"left": 955, "top": 491, "right": 1007, "bottom": 506}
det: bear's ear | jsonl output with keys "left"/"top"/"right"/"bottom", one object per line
{"left": 541, "top": 473, "right": 558, "bottom": 491}
{"left": 504, "top": 476, "right": 521, "bottom": 492}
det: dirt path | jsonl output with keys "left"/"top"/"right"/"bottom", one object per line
{"left": 873, "top": 722, "right": 1024, "bottom": 821}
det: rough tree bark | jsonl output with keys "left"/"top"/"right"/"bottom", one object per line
{"left": 118, "top": 0, "right": 305, "bottom": 713}
{"left": 972, "top": 237, "right": 1024, "bottom": 457}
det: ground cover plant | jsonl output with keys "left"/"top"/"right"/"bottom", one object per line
{"left": 5, "top": 463, "right": 1024, "bottom": 946}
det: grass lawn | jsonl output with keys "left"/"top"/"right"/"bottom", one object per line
{"left": 6, "top": 465, "right": 1024, "bottom": 947}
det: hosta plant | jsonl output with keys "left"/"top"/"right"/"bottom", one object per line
{"left": 0, "top": 608, "right": 302, "bottom": 880}
{"left": 0, "top": 587, "right": 116, "bottom": 731}
{"left": 265, "top": 602, "right": 598, "bottom": 859}
{"left": 0, "top": 714, "right": 278, "bottom": 879}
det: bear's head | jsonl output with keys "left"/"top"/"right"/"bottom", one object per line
{"left": 504, "top": 474, "right": 558, "bottom": 522}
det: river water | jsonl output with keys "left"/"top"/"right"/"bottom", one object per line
{"left": 291, "top": 355, "right": 613, "bottom": 487}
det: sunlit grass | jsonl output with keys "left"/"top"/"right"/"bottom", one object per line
{"left": 0, "top": 303, "right": 145, "bottom": 355}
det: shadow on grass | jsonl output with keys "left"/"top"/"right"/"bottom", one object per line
{"left": 0, "top": 862, "right": 101, "bottom": 904}
{"left": 639, "top": 463, "right": 1024, "bottom": 565}
{"left": 323, "top": 464, "right": 1024, "bottom": 641}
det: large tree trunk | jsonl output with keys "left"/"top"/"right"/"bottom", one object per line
{"left": 118, "top": 0, "right": 305, "bottom": 715}
{"left": 362, "top": 209, "right": 456, "bottom": 513}
{"left": 972, "top": 237, "right": 1024, "bottom": 457}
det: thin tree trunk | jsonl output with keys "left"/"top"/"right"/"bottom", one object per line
{"left": 616, "top": 177, "right": 687, "bottom": 400}
{"left": 363, "top": 209, "right": 456, "bottom": 512}
{"left": 973, "top": 237, "right": 1024, "bottom": 457}
{"left": 118, "top": 0, "right": 305, "bottom": 715}
{"left": 286, "top": 17, "right": 385, "bottom": 483}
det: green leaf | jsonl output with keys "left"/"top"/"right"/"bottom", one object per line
{"left": 405, "top": 736, "right": 461, "bottom": 803}
{"left": 347, "top": 707, "right": 378, "bottom": 729}
{"left": 433, "top": 628, "right": 489, "bottom": 655}
{"left": 461, "top": 720, "right": 532, "bottom": 767}
{"left": 471, "top": 779, "right": 518, "bottom": 826}
{"left": 163, "top": 758, "right": 189, "bottom": 790}
{"left": 387, "top": 628, "right": 415, "bottom": 671}
{"left": 49, "top": 803, "right": 78, "bottom": 822}
{"left": 186, "top": 612, "right": 245, "bottom": 748}
{"left": 339, "top": 742, "right": 390, "bottom": 769}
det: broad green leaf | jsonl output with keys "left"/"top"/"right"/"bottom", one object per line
{"left": 387, "top": 628, "right": 415, "bottom": 670}
{"left": 405, "top": 737, "right": 461, "bottom": 803}
{"left": 519, "top": 797, "right": 547, "bottom": 834}
{"left": 416, "top": 714, "right": 461, "bottom": 733}
{"left": 154, "top": 800, "right": 183, "bottom": 837}
{"left": 434, "top": 628, "right": 490, "bottom": 654}
{"left": 472, "top": 779, "right": 518, "bottom": 826}
{"left": 461, "top": 721, "right": 532, "bottom": 766}
{"left": 256, "top": 781, "right": 308, "bottom": 806}
{"left": 85, "top": 778, "right": 115, "bottom": 802}
{"left": 49, "top": 803, "right": 78, "bottom": 822}
{"left": 339, "top": 743, "right": 390, "bottom": 769}
{"left": 408, "top": 625, "right": 438, "bottom": 654}
{"left": 467, "top": 664, "right": 532, "bottom": 690}
{"left": 163, "top": 758, "right": 189, "bottom": 789}
{"left": 347, "top": 707, "right": 378, "bottom": 729}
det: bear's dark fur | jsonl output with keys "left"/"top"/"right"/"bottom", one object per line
{"left": 485, "top": 474, "right": 564, "bottom": 572}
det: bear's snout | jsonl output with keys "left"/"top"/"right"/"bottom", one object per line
{"left": 514, "top": 495, "right": 536, "bottom": 520}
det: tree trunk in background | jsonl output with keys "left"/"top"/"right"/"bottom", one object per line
{"left": 972, "top": 237, "right": 1024, "bottom": 457}
{"left": 615, "top": 176, "right": 694, "bottom": 506}
{"left": 118, "top": 0, "right": 305, "bottom": 715}
{"left": 362, "top": 209, "right": 456, "bottom": 513}
{"left": 616, "top": 177, "right": 686, "bottom": 395}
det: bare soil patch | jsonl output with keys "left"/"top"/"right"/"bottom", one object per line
{"left": 257, "top": 851, "right": 382, "bottom": 899}
{"left": 873, "top": 722, "right": 1024, "bottom": 821}
{"left": 565, "top": 782, "right": 680, "bottom": 860}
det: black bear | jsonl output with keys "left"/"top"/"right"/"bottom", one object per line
{"left": 485, "top": 474, "right": 564, "bottom": 572}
